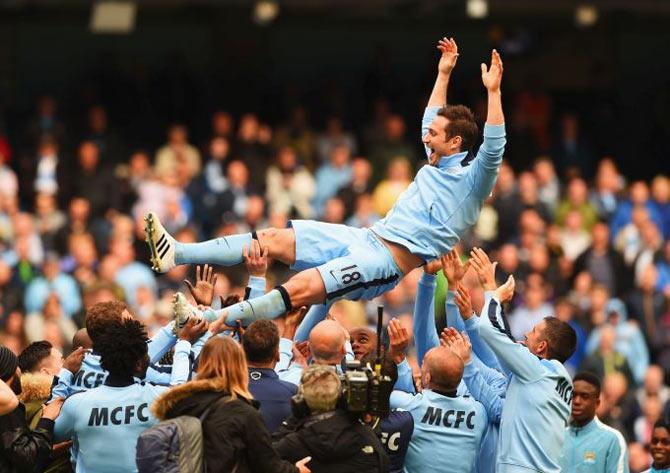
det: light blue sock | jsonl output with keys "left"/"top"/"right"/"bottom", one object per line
{"left": 202, "top": 288, "right": 291, "bottom": 326}
{"left": 174, "top": 233, "right": 252, "bottom": 266}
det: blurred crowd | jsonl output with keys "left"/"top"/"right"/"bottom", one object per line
{"left": 0, "top": 94, "right": 669, "bottom": 471}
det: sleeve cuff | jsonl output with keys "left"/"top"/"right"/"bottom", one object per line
{"left": 446, "top": 291, "right": 456, "bottom": 304}
{"left": 420, "top": 272, "right": 437, "bottom": 285}
{"left": 464, "top": 315, "right": 480, "bottom": 330}
{"left": 464, "top": 315, "right": 479, "bottom": 330}
{"left": 483, "top": 123, "right": 506, "bottom": 138}
{"left": 36, "top": 417, "right": 55, "bottom": 432}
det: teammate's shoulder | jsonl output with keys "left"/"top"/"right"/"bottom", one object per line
{"left": 540, "top": 358, "right": 570, "bottom": 377}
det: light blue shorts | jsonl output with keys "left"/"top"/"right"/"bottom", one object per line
{"left": 288, "top": 220, "right": 402, "bottom": 302}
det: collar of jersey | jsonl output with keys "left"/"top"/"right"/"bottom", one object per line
{"left": 570, "top": 417, "right": 597, "bottom": 434}
{"left": 104, "top": 374, "right": 135, "bottom": 387}
{"left": 437, "top": 151, "right": 469, "bottom": 169}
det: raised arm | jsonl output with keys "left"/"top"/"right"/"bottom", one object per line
{"left": 243, "top": 240, "right": 269, "bottom": 300}
{"left": 422, "top": 38, "right": 459, "bottom": 158}
{"left": 427, "top": 37, "right": 458, "bottom": 108}
{"left": 471, "top": 275, "right": 545, "bottom": 383}
{"left": 470, "top": 50, "right": 506, "bottom": 199}
{"left": 481, "top": 49, "right": 504, "bottom": 126}
{"left": 413, "top": 268, "right": 440, "bottom": 366}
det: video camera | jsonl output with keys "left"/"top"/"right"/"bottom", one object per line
{"left": 339, "top": 307, "right": 394, "bottom": 418}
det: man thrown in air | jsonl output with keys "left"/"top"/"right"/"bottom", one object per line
{"left": 145, "top": 37, "right": 506, "bottom": 327}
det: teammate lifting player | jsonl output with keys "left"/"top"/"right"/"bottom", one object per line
{"left": 144, "top": 37, "right": 506, "bottom": 326}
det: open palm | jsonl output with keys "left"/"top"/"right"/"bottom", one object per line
{"left": 437, "top": 37, "right": 459, "bottom": 75}
{"left": 481, "top": 49, "right": 503, "bottom": 92}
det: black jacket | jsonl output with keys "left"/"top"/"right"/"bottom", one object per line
{"left": 0, "top": 403, "right": 54, "bottom": 473}
{"left": 273, "top": 410, "right": 390, "bottom": 473}
{"left": 153, "top": 379, "right": 298, "bottom": 473}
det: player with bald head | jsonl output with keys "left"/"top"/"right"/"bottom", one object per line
{"left": 309, "top": 320, "right": 348, "bottom": 366}
{"left": 390, "top": 344, "right": 495, "bottom": 472}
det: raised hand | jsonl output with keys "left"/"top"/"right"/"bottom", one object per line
{"left": 178, "top": 317, "right": 209, "bottom": 343}
{"left": 292, "top": 342, "right": 309, "bottom": 368}
{"left": 424, "top": 258, "right": 442, "bottom": 275}
{"left": 243, "top": 239, "right": 269, "bottom": 278}
{"left": 442, "top": 250, "right": 470, "bottom": 288}
{"left": 469, "top": 247, "right": 497, "bottom": 291}
{"left": 283, "top": 306, "right": 308, "bottom": 341}
{"left": 437, "top": 37, "right": 459, "bottom": 76}
{"left": 481, "top": 49, "right": 503, "bottom": 92}
{"left": 63, "top": 347, "right": 87, "bottom": 374}
{"left": 388, "top": 318, "right": 410, "bottom": 364}
{"left": 184, "top": 264, "right": 217, "bottom": 307}
{"left": 295, "top": 340, "right": 312, "bottom": 362}
{"left": 441, "top": 328, "right": 472, "bottom": 364}
{"left": 454, "top": 284, "right": 474, "bottom": 321}
{"left": 493, "top": 275, "right": 515, "bottom": 303}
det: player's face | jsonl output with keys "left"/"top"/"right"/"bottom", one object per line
{"left": 571, "top": 380, "right": 599, "bottom": 424}
{"left": 350, "top": 328, "right": 376, "bottom": 360}
{"left": 651, "top": 427, "right": 670, "bottom": 467}
{"left": 524, "top": 322, "right": 543, "bottom": 353}
{"left": 423, "top": 115, "right": 450, "bottom": 165}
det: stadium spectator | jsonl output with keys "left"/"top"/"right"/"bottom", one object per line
{"left": 573, "top": 221, "right": 631, "bottom": 297}
{"left": 590, "top": 158, "right": 624, "bottom": 222}
{"left": 266, "top": 146, "right": 316, "bottom": 219}
{"left": 555, "top": 177, "right": 599, "bottom": 232}
{"left": 372, "top": 157, "right": 412, "bottom": 217}
{"left": 651, "top": 175, "right": 670, "bottom": 239}
{"left": 508, "top": 273, "right": 554, "bottom": 341}
{"left": 369, "top": 114, "right": 417, "bottom": 183}
{"left": 611, "top": 181, "right": 664, "bottom": 244}
{"left": 313, "top": 144, "right": 352, "bottom": 216}
{"left": 532, "top": 157, "right": 560, "bottom": 214}
{"left": 153, "top": 335, "right": 309, "bottom": 472}
{"left": 85, "top": 104, "right": 125, "bottom": 165}
{"left": 154, "top": 124, "right": 202, "bottom": 181}
{"left": 316, "top": 116, "right": 358, "bottom": 165}
{"left": 580, "top": 324, "right": 636, "bottom": 386}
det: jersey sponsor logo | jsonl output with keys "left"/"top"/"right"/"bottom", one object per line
{"left": 87, "top": 403, "right": 150, "bottom": 426}
{"left": 420, "top": 407, "right": 476, "bottom": 430}
{"left": 555, "top": 378, "right": 573, "bottom": 405}
{"left": 381, "top": 431, "right": 401, "bottom": 451}
{"left": 73, "top": 370, "right": 105, "bottom": 389}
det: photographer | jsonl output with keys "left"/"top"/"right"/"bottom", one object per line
{"left": 273, "top": 365, "right": 389, "bottom": 472}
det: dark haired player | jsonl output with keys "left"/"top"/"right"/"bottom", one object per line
{"left": 54, "top": 319, "right": 170, "bottom": 473}
{"left": 645, "top": 419, "right": 670, "bottom": 473}
{"left": 466, "top": 250, "right": 578, "bottom": 473}
{"left": 145, "top": 37, "right": 506, "bottom": 327}
{"left": 560, "top": 371, "right": 628, "bottom": 472}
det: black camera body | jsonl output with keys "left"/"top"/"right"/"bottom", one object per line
{"left": 340, "top": 359, "right": 394, "bottom": 418}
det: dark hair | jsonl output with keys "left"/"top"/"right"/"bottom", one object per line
{"left": 360, "top": 353, "right": 398, "bottom": 385}
{"left": 653, "top": 417, "right": 670, "bottom": 431}
{"left": 437, "top": 105, "right": 479, "bottom": 153}
{"left": 86, "top": 301, "right": 129, "bottom": 344}
{"left": 97, "top": 319, "right": 148, "bottom": 376}
{"left": 18, "top": 341, "right": 53, "bottom": 373}
{"left": 242, "top": 319, "right": 279, "bottom": 364}
{"left": 573, "top": 371, "right": 601, "bottom": 395}
{"left": 542, "top": 317, "right": 577, "bottom": 363}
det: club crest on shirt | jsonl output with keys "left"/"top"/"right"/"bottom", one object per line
{"left": 583, "top": 451, "right": 597, "bottom": 463}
